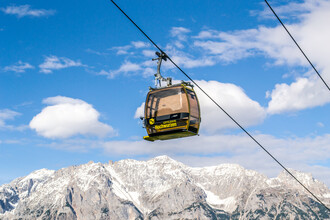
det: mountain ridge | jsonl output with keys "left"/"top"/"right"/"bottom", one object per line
{"left": 0, "top": 155, "right": 329, "bottom": 219}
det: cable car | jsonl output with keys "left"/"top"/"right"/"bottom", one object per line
{"left": 142, "top": 52, "right": 201, "bottom": 141}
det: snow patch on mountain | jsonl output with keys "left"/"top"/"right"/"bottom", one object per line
{"left": 202, "top": 185, "right": 237, "bottom": 212}
{"left": 21, "top": 168, "right": 55, "bottom": 182}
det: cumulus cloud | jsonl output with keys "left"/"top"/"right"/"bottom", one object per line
{"left": 1, "top": 5, "right": 55, "bottom": 18}
{"left": 29, "top": 96, "right": 116, "bottom": 139}
{"left": 267, "top": 76, "right": 330, "bottom": 114}
{"left": 195, "top": 80, "right": 266, "bottom": 132}
{"left": 134, "top": 102, "right": 145, "bottom": 119}
{"left": 39, "top": 56, "right": 83, "bottom": 74}
{"left": 3, "top": 61, "right": 34, "bottom": 73}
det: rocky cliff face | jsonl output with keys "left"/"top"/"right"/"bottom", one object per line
{"left": 0, "top": 156, "right": 329, "bottom": 220}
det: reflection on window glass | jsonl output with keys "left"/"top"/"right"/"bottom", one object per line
{"left": 187, "top": 89, "right": 199, "bottom": 119}
{"left": 146, "top": 87, "right": 188, "bottom": 117}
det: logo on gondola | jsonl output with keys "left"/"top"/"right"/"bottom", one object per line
{"left": 149, "top": 118, "right": 155, "bottom": 125}
{"left": 155, "top": 120, "right": 177, "bottom": 130}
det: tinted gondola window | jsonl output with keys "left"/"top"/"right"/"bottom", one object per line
{"left": 187, "top": 89, "right": 200, "bottom": 129}
{"left": 146, "top": 87, "right": 188, "bottom": 118}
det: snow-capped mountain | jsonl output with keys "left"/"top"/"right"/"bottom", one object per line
{"left": 0, "top": 156, "right": 329, "bottom": 219}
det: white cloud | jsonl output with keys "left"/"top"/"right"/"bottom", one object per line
{"left": 110, "top": 41, "right": 150, "bottom": 56}
{"left": 170, "top": 27, "right": 191, "bottom": 49}
{"left": 103, "top": 27, "right": 218, "bottom": 79}
{"left": 252, "top": 0, "right": 322, "bottom": 20}
{"left": 97, "top": 70, "right": 113, "bottom": 78}
{"left": 29, "top": 96, "right": 116, "bottom": 139}
{"left": 195, "top": 80, "right": 266, "bottom": 132}
{"left": 110, "top": 45, "right": 132, "bottom": 55}
{"left": 142, "top": 67, "right": 155, "bottom": 78}
{"left": 171, "top": 54, "right": 215, "bottom": 69}
{"left": 3, "top": 61, "right": 34, "bottom": 73}
{"left": 1, "top": 5, "right": 55, "bottom": 18}
{"left": 267, "top": 76, "right": 330, "bottom": 114}
{"left": 142, "top": 50, "right": 156, "bottom": 57}
{"left": 134, "top": 102, "right": 145, "bottom": 119}
{"left": 193, "top": 27, "right": 302, "bottom": 64}
{"left": 171, "top": 27, "right": 191, "bottom": 41}
{"left": 162, "top": 45, "right": 216, "bottom": 69}
{"left": 0, "top": 109, "right": 20, "bottom": 127}
{"left": 115, "top": 61, "right": 141, "bottom": 73}
{"left": 99, "top": 133, "right": 330, "bottom": 186}
{"left": 101, "top": 134, "right": 254, "bottom": 157}
{"left": 131, "top": 41, "right": 150, "bottom": 49}
{"left": 45, "top": 138, "right": 101, "bottom": 152}
{"left": 173, "top": 41, "right": 184, "bottom": 49}
{"left": 193, "top": 30, "right": 222, "bottom": 39}
{"left": 0, "top": 109, "right": 26, "bottom": 131}
{"left": 98, "top": 61, "right": 142, "bottom": 79}
{"left": 130, "top": 29, "right": 213, "bottom": 71}
{"left": 39, "top": 56, "right": 83, "bottom": 73}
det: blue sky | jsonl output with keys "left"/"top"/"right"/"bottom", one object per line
{"left": 1, "top": 0, "right": 329, "bottom": 187}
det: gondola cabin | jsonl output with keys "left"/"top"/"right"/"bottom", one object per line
{"left": 143, "top": 82, "right": 201, "bottom": 141}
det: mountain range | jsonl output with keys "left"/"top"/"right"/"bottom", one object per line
{"left": 0, "top": 155, "right": 329, "bottom": 219}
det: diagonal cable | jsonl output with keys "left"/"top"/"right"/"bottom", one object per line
{"left": 109, "top": 0, "right": 330, "bottom": 211}
{"left": 265, "top": 0, "right": 330, "bottom": 92}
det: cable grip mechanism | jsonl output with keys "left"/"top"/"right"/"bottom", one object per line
{"left": 152, "top": 51, "right": 172, "bottom": 88}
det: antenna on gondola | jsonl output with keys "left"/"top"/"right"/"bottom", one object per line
{"left": 152, "top": 51, "right": 172, "bottom": 88}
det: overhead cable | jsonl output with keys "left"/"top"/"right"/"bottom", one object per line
{"left": 109, "top": 0, "right": 330, "bottom": 211}
{"left": 265, "top": 0, "right": 330, "bottom": 92}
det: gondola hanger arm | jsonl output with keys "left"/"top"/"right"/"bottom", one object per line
{"left": 153, "top": 51, "right": 172, "bottom": 88}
